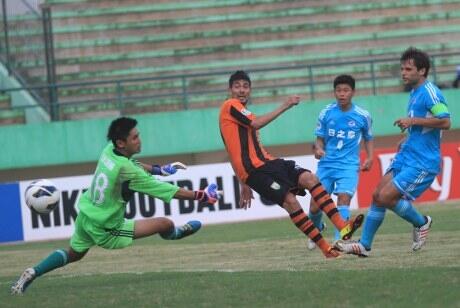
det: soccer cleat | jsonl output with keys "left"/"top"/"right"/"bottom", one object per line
{"left": 176, "top": 220, "right": 202, "bottom": 239}
{"left": 334, "top": 240, "right": 369, "bottom": 257}
{"left": 324, "top": 247, "right": 341, "bottom": 259}
{"left": 412, "top": 216, "right": 432, "bottom": 251}
{"left": 307, "top": 222, "right": 326, "bottom": 250}
{"left": 11, "top": 268, "right": 36, "bottom": 295}
{"left": 307, "top": 239, "right": 317, "bottom": 250}
{"left": 339, "top": 214, "right": 364, "bottom": 240}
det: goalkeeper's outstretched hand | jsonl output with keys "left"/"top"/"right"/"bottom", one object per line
{"left": 194, "top": 184, "right": 222, "bottom": 205}
{"left": 151, "top": 161, "right": 187, "bottom": 176}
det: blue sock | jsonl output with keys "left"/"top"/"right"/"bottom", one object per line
{"left": 360, "top": 204, "right": 386, "bottom": 250}
{"left": 392, "top": 199, "right": 426, "bottom": 227}
{"left": 309, "top": 210, "right": 323, "bottom": 231}
{"left": 160, "top": 227, "right": 180, "bottom": 240}
{"left": 161, "top": 221, "right": 201, "bottom": 240}
{"left": 334, "top": 205, "right": 350, "bottom": 240}
{"left": 34, "top": 249, "right": 68, "bottom": 277}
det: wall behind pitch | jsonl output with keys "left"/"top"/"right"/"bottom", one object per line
{"left": 1, "top": 90, "right": 459, "bottom": 171}
{"left": 1, "top": 142, "right": 459, "bottom": 244}
{"left": 9, "top": 155, "right": 321, "bottom": 244}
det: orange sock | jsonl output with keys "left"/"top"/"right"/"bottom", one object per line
{"left": 309, "top": 183, "right": 347, "bottom": 230}
{"left": 289, "top": 209, "right": 331, "bottom": 253}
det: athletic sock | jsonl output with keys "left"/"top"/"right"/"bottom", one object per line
{"left": 391, "top": 199, "right": 426, "bottom": 227}
{"left": 33, "top": 249, "right": 69, "bottom": 277}
{"left": 360, "top": 204, "right": 386, "bottom": 250}
{"left": 160, "top": 227, "right": 180, "bottom": 240}
{"left": 161, "top": 221, "right": 202, "bottom": 240}
{"left": 334, "top": 205, "right": 350, "bottom": 240}
{"left": 309, "top": 210, "right": 323, "bottom": 231}
{"left": 289, "top": 209, "right": 330, "bottom": 253}
{"left": 309, "top": 183, "right": 346, "bottom": 230}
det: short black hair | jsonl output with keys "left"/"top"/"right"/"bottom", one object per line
{"left": 107, "top": 117, "right": 137, "bottom": 147}
{"left": 333, "top": 74, "right": 355, "bottom": 90}
{"left": 400, "top": 47, "right": 430, "bottom": 77}
{"left": 229, "top": 70, "right": 251, "bottom": 88}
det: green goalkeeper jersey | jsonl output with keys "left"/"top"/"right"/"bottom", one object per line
{"left": 78, "top": 143, "right": 179, "bottom": 229}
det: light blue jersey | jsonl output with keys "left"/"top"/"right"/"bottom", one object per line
{"left": 315, "top": 102, "right": 373, "bottom": 170}
{"left": 393, "top": 81, "right": 450, "bottom": 173}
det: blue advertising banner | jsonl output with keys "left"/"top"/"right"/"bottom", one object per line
{"left": 0, "top": 182, "right": 24, "bottom": 243}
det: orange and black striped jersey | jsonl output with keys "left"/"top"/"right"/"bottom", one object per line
{"left": 219, "top": 98, "right": 275, "bottom": 182}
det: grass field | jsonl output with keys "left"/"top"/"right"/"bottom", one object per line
{"left": 1, "top": 202, "right": 460, "bottom": 307}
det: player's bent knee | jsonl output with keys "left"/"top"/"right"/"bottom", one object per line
{"left": 298, "top": 171, "right": 317, "bottom": 189}
{"left": 372, "top": 190, "right": 383, "bottom": 205}
{"left": 372, "top": 190, "right": 391, "bottom": 207}
{"left": 337, "top": 194, "right": 352, "bottom": 205}
{"left": 282, "top": 193, "right": 301, "bottom": 213}
{"left": 134, "top": 218, "right": 175, "bottom": 238}
{"left": 156, "top": 218, "right": 175, "bottom": 234}
{"left": 68, "top": 248, "right": 87, "bottom": 263}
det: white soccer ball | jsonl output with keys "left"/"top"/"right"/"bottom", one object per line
{"left": 25, "top": 179, "right": 60, "bottom": 214}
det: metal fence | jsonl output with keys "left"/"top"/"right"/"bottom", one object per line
{"left": 0, "top": 1, "right": 459, "bottom": 122}
{"left": 1, "top": 51, "right": 459, "bottom": 121}
{"left": 0, "top": 0, "right": 55, "bottom": 116}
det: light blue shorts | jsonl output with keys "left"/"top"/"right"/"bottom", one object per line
{"left": 387, "top": 162, "right": 437, "bottom": 200}
{"left": 317, "top": 166, "right": 359, "bottom": 197}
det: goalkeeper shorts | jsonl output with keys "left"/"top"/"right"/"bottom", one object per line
{"left": 70, "top": 213, "right": 134, "bottom": 253}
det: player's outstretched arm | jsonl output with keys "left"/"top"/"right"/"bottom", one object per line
{"left": 251, "top": 95, "right": 301, "bottom": 130}
{"left": 151, "top": 162, "right": 187, "bottom": 176}
{"left": 137, "top": 161, "right": 187, "bottom": 176}
{"left": 174, "top": 184, "right": 221, "bottom": 205}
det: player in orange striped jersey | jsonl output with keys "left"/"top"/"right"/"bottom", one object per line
{"left": 219, "top": 71, "right": 364, "bottom": 258}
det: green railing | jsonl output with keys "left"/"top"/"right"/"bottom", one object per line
{"left": 1, "top": 51, "right": 459, "bottom": 122}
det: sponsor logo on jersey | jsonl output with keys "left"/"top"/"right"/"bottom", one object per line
{"left": 101, "top": 154, "right": 115, "bottom": 170}
{"left": 270, "top": 182, "right": 281, "bottom": 190}
{"left": 348, "top": 120, "right": 356, "bottom": 127}
{"left": 241, "top": 108, "right": 252, "bottom": 116}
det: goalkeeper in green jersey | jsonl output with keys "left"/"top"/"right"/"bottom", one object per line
{"left": 12, "top": 117, "right": 219, "bottom": 295}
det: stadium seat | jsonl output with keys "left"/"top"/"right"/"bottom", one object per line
{"left": 4, "top": 0, "right": 460, "bottom": 118}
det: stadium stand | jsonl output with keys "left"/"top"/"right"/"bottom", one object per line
{"left": 2, "top": 0, "right": 460, "bottom": 120}
{"left": 0, "top": 93, "right": 25, "bottom": 125}
{"left": 0, "top": 93, "right": 10, "bottom": 109}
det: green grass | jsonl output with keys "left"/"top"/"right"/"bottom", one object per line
{"left": 1, "top": 202, "right": 460, "bottom": 307}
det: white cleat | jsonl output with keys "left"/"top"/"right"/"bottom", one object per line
{"left": 306, "top": 223, "right": 326, "bottom": 250}
{"left": 412, "top": 216, "right": 432, "bottom": 251}
{"left": 307, "top": 238, "right": 317, "bottom": 250}
{"left": 11, "top": 268, "right": 36, "bottom": 295}
{"left": 334, "top": 240, "right": 369, "bottom": 257}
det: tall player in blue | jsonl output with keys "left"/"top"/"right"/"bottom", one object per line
{"left": 336, "top": 47, "right": 451, "bottom": 257}
{"left": 307, "top": 75, "right": 374, "bottom": 250}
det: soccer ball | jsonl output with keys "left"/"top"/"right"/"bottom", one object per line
{"left": 24, "top": 179, "right": 60, "bottom": 214}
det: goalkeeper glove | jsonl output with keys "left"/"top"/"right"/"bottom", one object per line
{"left": 194, "top": 184, "right": 220, "bottom": 205}
{"left": 151, "top": 162, "right": 187, "bottom": 176}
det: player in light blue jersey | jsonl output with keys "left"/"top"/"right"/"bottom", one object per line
{"left": 336, "top": 47, "right": 451, "bottom": 257}
{"left": 307, "top": 75, "right": 374, "bottom": 250}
